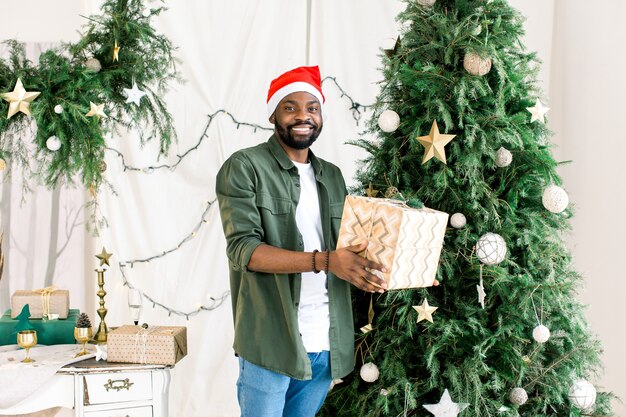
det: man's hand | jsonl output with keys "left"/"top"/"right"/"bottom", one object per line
{"left": 329, "top": 241, "right": 388, "bottom": 293}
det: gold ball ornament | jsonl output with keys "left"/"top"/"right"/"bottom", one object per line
{"left": 99, "top": 160, "right": 107, "bottom": 172}
{"left": 476, "top": 233, "right": 507, "bottom": 265}
{"left": 496, "top": 147, "right": 513, "bottom": 167}
{"left": 463, "top": 52, "right": 492, "bottom": 76}
{"left": 532, "top": 324, "right": 551, "bottom": 343}
{"left": 378, "top": 110, "right": 400, "bottom": 133}
{"left": 0, "top": 159, "right": 6, "bottom": 171}
{"left": 85, "top": 57, "right": 102, "bottom": 72}
{"left": 360, "top": 362, "right": 380, "bottom": 383}
{"left": 542, "top": 185, "right": 569, "bottom": 213}
{"left": 509, "top": 387, "right": 528, "bottom": 406}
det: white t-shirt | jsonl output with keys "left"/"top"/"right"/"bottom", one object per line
{"left": 293, "top": 160, "right": 330, "bottom": 352}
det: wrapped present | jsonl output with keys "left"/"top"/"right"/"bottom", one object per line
{"left": 0, "top": 309, "right": 79, "bottom": 346}
{"left": 337, "top": 195, "right": 449, "bottom": 290}
{"left": 107, "top": 325, "right": 187, "bottom": 365}
{"left": 11, "top": 288, "right": 70, "bottom": 319}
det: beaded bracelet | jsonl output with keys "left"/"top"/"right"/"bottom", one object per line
{"left": 324, "top": 249, "right": 330, "bottom": 274}
{"left": 312, "top": 249, "right": 320, "bottom": 274}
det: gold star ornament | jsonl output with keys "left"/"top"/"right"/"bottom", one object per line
{"left": 417, "top": 120, "right": 456, "bottom": 164}
{"left": 95, "top": 247, "right": 113, "bottom": 267}
{"left": 86, "top": 102, "right": 107, "bottom": 119}
{"left": 365, "top": 183, "right": 380, "bottom": 198}
{"left": 413, "top": 298, "right": 438, "bottom": 323}
{"left": 112, "top": 40, "right": 121, "bottom": 62}
{"left": 1, "top": 78, "right": 40, "bottom": 119}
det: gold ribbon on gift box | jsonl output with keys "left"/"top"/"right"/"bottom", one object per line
{"left": 34, "top": 286, "right": 58, "bottom": 320}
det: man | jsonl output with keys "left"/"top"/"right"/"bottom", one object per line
{"left": 216, "top": 66, "right": 388, "bottom": 417}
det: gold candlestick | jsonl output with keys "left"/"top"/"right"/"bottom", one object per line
{"left": 93, "top": 268, "right": 109, "bottom": 343}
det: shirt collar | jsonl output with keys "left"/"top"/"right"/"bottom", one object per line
{"left": 268, "top": 134, "right": 324, "bottom": 176}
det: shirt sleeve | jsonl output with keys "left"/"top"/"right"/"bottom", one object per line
{"left": 215, "top": 153, "right": 264, "bottom": 271}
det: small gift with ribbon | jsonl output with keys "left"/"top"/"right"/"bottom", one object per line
{"left": 337, "top": 195, "right": 449, "bottom": 290}
{"left": 107, "top": 325, "right": 187, "bottom": 365}
{"left": 10, "top": 287, "right": 70, "bottom": 319}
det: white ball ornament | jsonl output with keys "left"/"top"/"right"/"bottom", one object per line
{"left": 360, "top": 362, "right": 380, "bottom": 383}
{"left": 54, "top": 104, "right": 64, "bottom": 114}
{"left": 476, "top": 233, "right": 507, "bottom": 265}
{"left": 496, "top": 147, "right": 513, "bottom": 167}
{"left": 450, "top": 213, "right": 467, "bottom": 229}
{"left": 417, "top": 0, "right": 436, "bottom": 7}
{"left": 46, "top": 136, "right": 62, "bottom": 152}
{"left": 568, "top": 379, "right": 597, "bottom": 410}
{"left": 532, "top": 324, "right": 551, "bottom": 344}
{"left": 85, "top": 57, "right": 102, "bottom": 72}
{"left": 378, "top": 110, "right": 400, "bottom": 133}
{"left": 542, "top": 185, "right": 569, "bottom": 213}
{"left": 509, "top": 387, "right": 528, "bottom": 406}
{"left": 463, "top": 52, "right": 492, "bottom": 76}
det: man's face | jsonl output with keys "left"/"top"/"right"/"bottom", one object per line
{"left": 271, "top": 91, "right": 323, "bottom": 150}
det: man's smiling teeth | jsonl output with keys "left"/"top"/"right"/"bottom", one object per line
{"left": 292, "top": 126, "right": 311, "bottom": 132}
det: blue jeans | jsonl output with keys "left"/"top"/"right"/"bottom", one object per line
{"left": 237, "top": 351, "right": 332, "bottom": 417}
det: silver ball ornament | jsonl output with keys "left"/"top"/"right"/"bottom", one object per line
{"left": 464, "top": 52, "right": 492, "bottom": 76}
{"left": 360, "top": 362, "right": 380, "bottom": 383}
{"left": 509, "top": 387, "right": 528, "bottom": 406}
{"left": 450, "top": 213, "right": 467, "bottom": 229}
{"left": 417, "top": 0, "right": 436, "bottom": 7}
{"left": 85, "top": 57, "right": 102, "bottom": 72}
{"left": 542, "top": 185, "right": 569, "bottom": 213}
{"left": 568, "top": 379, "right": 597, "bottom": 410}
{"left": 378, "top": 110, "right": 400, "bottom": 133}
{"left": 46, "top": 136, "right": 62, "bottom": 152}
{"left": 54, "top": 104, "right": 64, "bottom": 114}
{"left": 532, "top": 324, "right": 551, "bottom": 344}
{"left": 476, "top": 233, "right": 507, "bottom": 265}
{"left": 496, "top": 147, "right": 513, "bottom": 167}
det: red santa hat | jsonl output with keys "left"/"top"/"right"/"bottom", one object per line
{"left": 266, "top": 65, "right": 325, "bottom": 118}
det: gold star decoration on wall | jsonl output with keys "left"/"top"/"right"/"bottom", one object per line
{"left": 417, "top": 120, "right": 456, "bottom": 164}
{"left": 1, "top": 78, "right": 40, "bottom": 119}
{"left": 112, "top": 40, "right": 121, "bottom": 62}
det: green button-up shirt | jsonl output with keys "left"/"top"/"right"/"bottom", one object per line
{"left": 216, "top": 135, "right": 353, "bottom": 380}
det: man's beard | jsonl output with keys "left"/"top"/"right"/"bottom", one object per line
{"left": 275, "top": 120, "right": 323, "bottom": 150}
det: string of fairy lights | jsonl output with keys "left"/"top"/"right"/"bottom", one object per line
{"left": 109, "top": 76, "right": 373, "bottom": 318}
{"left": 107, "top": 77, "right": 372, "bottom": 173}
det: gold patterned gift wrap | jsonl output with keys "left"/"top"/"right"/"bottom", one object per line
{"left": 337, "top": 196, "right": 449, "bottom": 290}
{"left": 10, "top": 288, "right": 70, "bottom": 319}
{"left": 107, "top": 325, "right": 187, "bottom": 365}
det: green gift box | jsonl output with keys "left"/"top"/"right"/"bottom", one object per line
{"left": 0, "top": 309, "right": 79, "bottom": 346}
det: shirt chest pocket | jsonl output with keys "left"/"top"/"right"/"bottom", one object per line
{"left": 330, "top": 201, "right": 345, "bottom": 243}
{"left": 256, "top": 194, "right": 293, "bottom": 247}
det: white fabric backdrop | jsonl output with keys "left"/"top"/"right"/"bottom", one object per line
{"left": 0, "top": 1, "right": 624, "bottom": 416}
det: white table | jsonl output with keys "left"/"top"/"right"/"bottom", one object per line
{"left": 1, "top": 359, "right": 171, "bottom": 417}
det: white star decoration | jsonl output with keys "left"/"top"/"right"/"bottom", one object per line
{"left": 123, "top": 81, "right": 147, "bottom": 106}
{"left": 95, "top": 344, "right": 108, "bottom": 361}
{"left": 413, "top": 299, "right": 438, "bottom": 323}
{"left": 526, "top": 98, "right": 549, "bottom": 123}
{"left": 1, "top": 78, "right": 40, "bottom": 118}
{"left": 423, "top": 389, "right": 469, "bottom": 417}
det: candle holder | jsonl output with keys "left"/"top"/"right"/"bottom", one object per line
{"left": 17, "top": 330, "right": 37, "bottom": 363}
{"left": 93, "top": 268, "right": 109, "bottom": 343}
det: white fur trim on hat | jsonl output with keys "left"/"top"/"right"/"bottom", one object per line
{"left": 267, "top": 82, "right": 324, "bottom": 118}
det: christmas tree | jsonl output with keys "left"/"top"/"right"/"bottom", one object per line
{"left": 322, "top": 1, "right": 612, "bottom": 416}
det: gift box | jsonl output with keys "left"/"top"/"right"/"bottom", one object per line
{"left": 107, "top": 325, "right": 187, "bottom": 365}
{"left": 0, "top": 309, "right": 79, "bottom": 346}
{"left": 337, "top": 196, "right": 449, "bottom": 290}
{"left": 11, "top": 288, "right": 70, "bottom": 319}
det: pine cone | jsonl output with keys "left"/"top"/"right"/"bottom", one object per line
{"left": 76, "top": 312, "right": 92, "bottom": 328}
